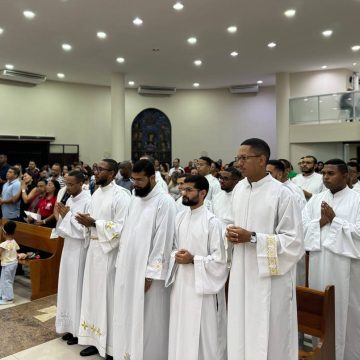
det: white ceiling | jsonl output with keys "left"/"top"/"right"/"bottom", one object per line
{"left": 0, "top": 0, "right": 359, "bottom": 89}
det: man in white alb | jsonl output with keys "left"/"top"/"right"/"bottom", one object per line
{"left": 56, "top": 170, "right": 91, "bottom": 346}
{"left": 226, "top": 138, "right": 304, "bottom": 360}
{"left": 292, "top": 155, "right": 324, "bottom": 200}
{"left": 196, "top": 156, "right": 221, "bottom": 202}
{"left": 76, "top": 159, "right": 130, "bottom": 359}
{"left": 166, "top": 175, "right": 228, "bottom": 360}
{"left": 303, "top": 159, "right": 360, "bottom": 360}
{"left": 347, "top": 161, "right": 360, "bottom": 193}
{"left": 113, "top": 159, "right": 176, "bottom": 360}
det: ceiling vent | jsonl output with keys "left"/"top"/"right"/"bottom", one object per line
{"left": 0, "top": 69, "right": 47, "bottom": 85}
{"left": 229, "top": 84, "right": 259, "bottom": 94}
{"left": 137, "top": 85, "right": 176, "bottom": 96}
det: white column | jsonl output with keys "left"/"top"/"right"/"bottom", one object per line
{"left": 276, "top": 72, "right": 290, "bottom": 159}
{"left": 111, "top": 73, "right": 125, "bottom": 161}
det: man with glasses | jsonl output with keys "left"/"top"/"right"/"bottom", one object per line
{"left": 166, "top": 175, "right": 228, "bottom": 360}
{"left": 113, "top": 159, "right": 176, "bottom": 360}
{"left": 76, "top": 159, "right": 130, "bottom": 359}
{"left": 292, "top": 155, "right": 324, "bottom": 200}
{"left": 226, "top": 138, "right": 304, "bottom": 360}
{"left": 196, "top": 156, "right": 221, "bottom": 202}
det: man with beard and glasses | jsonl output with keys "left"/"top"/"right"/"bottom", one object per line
{"left": 113, "top": 159, "right": 176, "bottom": 360}
{"left": 303, "top": 159, "right": 360, "bottom": 360}
{"left": 292, "top": 155, "right": 324, "bottom": 200}
{"left": 166, "top": 175, "right": 228, "bottom": 360}
{"left": 76, "top": 159, "right": 130, "bottom": 359}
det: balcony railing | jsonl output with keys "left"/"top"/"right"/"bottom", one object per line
{"left": 290, "top": 91, "right": 360, "bottom": 124}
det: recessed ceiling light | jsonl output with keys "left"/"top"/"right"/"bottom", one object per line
{"left": 284, "top": 9, "right": 296, "bottom": 17}
{"left": 352, "top": 45, "right": 360, "bottom": 52}
{"left": 267, "top": 42, "right": 277, "bottom": 48}
{"left": 227, "top": 26, "right": 237, "bottom": 33}
{"left": 230, "top": 51, "right": 239, "bottom": 57}
{"left": 133, "top": 17, "right": 143, "bottom": 26}
{"left": 97, "top": 31, "right": 107, "bottom": 39}
{"left": 23, "top": 10, "right": 35, "bottom": 19}
{"left": 173, "top": 2, "right": 184, "bottom": 10}
{"left": 353, "top": 62, "right": 357, "bottom": 66}
{"left": 257, "top": 80, "right": 263, "bottom": 84}
{"left": 194, "top": 60, "right": 202, "bottom": 66}
{"left": 5, "top": 64, "right": 14, "bottom": 70}
{"left": 57, "top": 73, "right": 65, "bottom": 79}
{"left": 322, "top": 30, "right": 333, "bottom": 37}
{"left": 304, "top": 98, "right": 309, "bottom": 102}
{"left": 187, "top": 37, "right": 197, "bottom": 45}
{"left": 128, "top": 81, "right": 135, "bottom": 86}
{"left": 116, "top": 57, "right": 125, "bottom": 63}
{"left": 193, "top": 83, "right": 200, "bottom": 87}
{"left": 321, "top": 65, "right": 328, "bottom": 69}
{"left": 0, "top": 28, "right": 4, "bottom": 35}
{"left": 62, "top": 43, "right": 72, "bottom": 51}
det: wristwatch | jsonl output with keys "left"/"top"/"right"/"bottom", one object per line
{"left": 250, "top": 232, "right": 257, "bottom": 244}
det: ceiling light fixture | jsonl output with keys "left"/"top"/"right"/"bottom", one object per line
{"left": 173, "top": 2, "right": 184, "bottom": 10}
{"left": 352, "top": 45, "right": 360, "bottom": 52}
{"left": 267, "top": 42, "right": 277, "bottom": 48}
{"left": 284, "top": 9, "right": 296, "bottom": 17}
{"left": 133, "top": 17, "right": 143, "bottom": 26}
{"left": 194, "top": 59, "right": 202, "bottom": 66}
{"left": 128, "top": 81, "right": 135, "bottom": 86}
{"left": 230, "top": 51, "right": 238, "bottom": 57}
{"left": 97, "top": 31, "right": 107, "bottom": 39}
{"left": 187, "top": 37, "right": 197, "bottom": 45}
{"left": 62, "top": 43, "right": 72, "bottom": 51}
{"left": 321, "top": 65, "right": 328, "bottom": 69}
{"left": 227, "top": 26, "right": 237, "bottom": 33}
{"left": 116, "top": 57, "right": 125, "bottom": 63}
{"left": 257, "top": 80, "right": 263, "bottom": 84}
{"left": 193, "top": 83, "right": 200, "bottom": 87}
{"left": 57, "top": 73, "right": 65, "bottom": 79}
{"left": 23, "top": 10, "right": 35, "bottom": 19}
{"left": 322, "top": 30, "right": 333, "bottom": 37}
{"left": 0, "top": 28, "right": 4, "bottom": 35}
{"left": 353, "top": 62, "right": 357, "bottom": 66}
{"left": 5, "top": 64, "right": 14, "bottom": 70}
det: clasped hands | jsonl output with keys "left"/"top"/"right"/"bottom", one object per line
{"left": 75, "top": 212, "right": 96, "bottom": 227}
{"left": 56, "top": 202, "right": 70, "bottom": 218}
{"left": 175, "top": 249, "right": 194, "bottom": 264}
{"left": 226, "top": 225, "right": 252, "bottom": 244}
{"left": 320, "top": 201, "right": 335, "bottom": 227}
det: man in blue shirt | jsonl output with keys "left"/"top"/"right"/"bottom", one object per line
{"left": 0, "top": 167, "right": 21, "bottom": 220}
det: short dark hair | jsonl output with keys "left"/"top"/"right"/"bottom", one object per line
{"left": 3, "top": 220, "right": 16, "bottom": 235}
{"left": 9, "top": 166, "right": 20, "bottom": 177}
{"left": 278, "top": 158, "right": 292, "bottom": 170}
{"left": 174, "top": 158, "right": 180, "bottom": 162}
{"left": 177, "top": 172, "right": 187, "bottom": 179}
{"left": 347, "top": 161, "right": 360, "bottom": 172}
{"left": 199, "top": 156, "right": 213, "bottom": 166}
{"left": 160, "top": 163, "right": 169, "bottom": 172}
{"left": 304, "top": 155, "right": 317, "bottom": 164}
{"left": 102, "top": 159, "right": 119, "bottom": 174}
{"left": 225, "top": 167, "right": 242, "bottom": 179}
{"left": 52, "top": 162, "right": 62, "bottom": 169}
{"left": 132, "top": 159, "right": 155, "bottom": 177}
{"left": 140, "top": 155, "right": 155, "bottom": 165}
{"left": 324, "top": 159, "right": 348, "bottom": 174}
{"left": 267, "top": 160, "right": 285, "bottom": 172}
{"left": 68, "top": 170, "right": 85, "bottom": 182}
{"left": 212, "top": 162, "right": 221, "bottom": 170}
{"left": 241, "top": 138, "right": 271, "bottom": 161}
{"left": 184, "top": 175, "right": 209, "bottom": 194}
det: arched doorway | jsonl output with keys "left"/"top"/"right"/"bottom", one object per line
{"left": 131, "top": 108, "right": 172, "bottom": 163}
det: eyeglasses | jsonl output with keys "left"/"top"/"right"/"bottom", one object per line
{"left": 235, "top": 155, "right": 261, "bottom": 162}
{"left": 94, "top": 167, "right": 112, "bottom": 173}
{"left": 181, "top": 187, "right": 198, "bottom": 193}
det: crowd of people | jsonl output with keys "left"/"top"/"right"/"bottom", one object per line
{"left": 0, "top": 139, "right": 360, "bottom": 360}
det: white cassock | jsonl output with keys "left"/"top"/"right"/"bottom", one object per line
{"left": 303, "top": 187, "right": 360, "bottom": 360}
{"left": 113, "top": 182, "right": 176, "bottom": 360}
{"left": 166, "top": 205, "right": 228, "bottom": 360}
{"left": 228, "top": 175, "right": 304, "bottom": 360}
{"left": 283, "top": 180, "right": 307, "bottom": 285}
{"left": 156, "top": 171, "right": 169, "bottom": 193}
{"left": 78, "top": 181, "right": 130, "bottom": 357}
{"left": 205, "top": 174, "right": 221, "bottom": 201}
{"left": 55, "top": 190, "right": 91, "bottom": 337}
{"left": 292, "top": 172, "right": 324, "bottom": 196}
{"left": 352, "top": 181, "right": 360, "bottom": 194}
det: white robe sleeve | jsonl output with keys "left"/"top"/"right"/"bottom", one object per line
{"left": 256, "top": 191, "right": 304, "bottom": 277}
{"left": 302, "top": 197, "right": 322, "bottom": 251}
{"left": 57, "top": 210, "right": 87, "bottom": 240}
{"left": 322, "top": 208, "right": 360, "bottom": 259}
{"left": 145, "top": 198, "right": 176, "bottom": 280}
{"left": 193, "top": 218, "right": 228, "bottom": 294}
{"left": 95, "top": 192, "right": 130, "bottom": 254}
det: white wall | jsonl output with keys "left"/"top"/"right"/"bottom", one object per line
{"left": 0, "top": 81, "right": 111, "bottom": 165}
{"left": 0, "top": 81, "right": 276, "bottom": 165}
{"left": 125, "top": 87, "right": 276, "bottom": 163}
